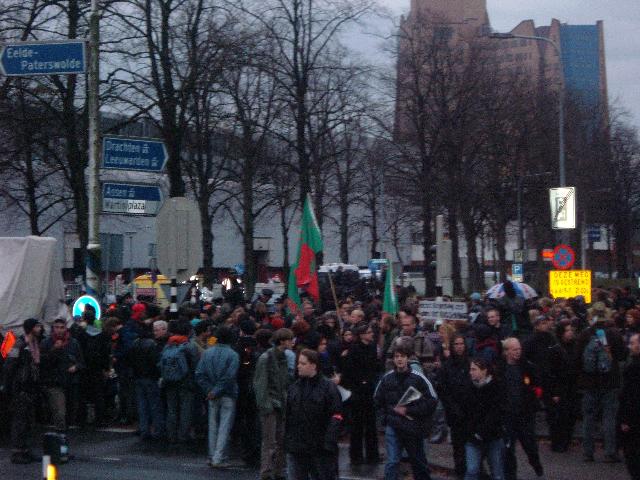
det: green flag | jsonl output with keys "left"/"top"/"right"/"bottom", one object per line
{"left": 382, "top": 259, "right": 398, "bottom": 315}
{"left": 287, "top": 195, "right": 323, "bottom": 310}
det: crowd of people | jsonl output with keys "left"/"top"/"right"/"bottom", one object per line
{"left": 1, "top": 282, "right": 639, "bottom": 480}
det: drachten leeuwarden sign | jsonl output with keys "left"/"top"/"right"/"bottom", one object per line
{"left": 418, "top": 300, "right": 468, "bottom": 322}
{"left": 102, "top": 136, "right": 168, "bottom": 172}
{"left": 102, "top": 182, "right": 163, "bottom": 215}
{"left": 0, "top": 40, "right": 86, "bottom": 76}
{"left": 549, "top": 270, "right": 592, "bottom": 303}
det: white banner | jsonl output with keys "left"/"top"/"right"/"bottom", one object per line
{"left": 418, "top": 300, "right": 468, "bottom": 322}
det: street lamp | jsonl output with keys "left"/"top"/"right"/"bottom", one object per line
{"left": 489, "top": 32, "right": 566, "bottom": 188}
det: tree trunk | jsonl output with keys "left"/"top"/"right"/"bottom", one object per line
{"left": 495, "top": 222, "right": 508, "bottom": 284}
{"left": 339, "top": 192, "right": 349, "bottom": 263}
{"left": 280, "top": 205, "right": 291, "bottom": 289}
{"left": 447, "top": 209, "right": 463, "bottom": 295}
{"left": 462, "top": 217, "right": 482, "bottom": 292}
{"left": 243, "top": 176, "right": 256, "bottom": 299}
{"left": 422, "top": 194, "right": 435, "bottom": 296}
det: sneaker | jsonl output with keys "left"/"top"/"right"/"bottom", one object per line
{"left": 603, "top": 454, "right": 621, "bottom": 463}
{"left": 583, "top": 454, "right": 595, "bottom": 462}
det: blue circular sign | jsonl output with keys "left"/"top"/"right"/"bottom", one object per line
{"left": 72, "top": 295, "right": 102, "bottom": 320}
{"left": 552, "top": 244, "right": 575, "bottom": 270}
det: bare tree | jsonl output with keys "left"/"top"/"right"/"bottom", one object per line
{"left": 233, "top": 0, "right": 377, "bottom": 206}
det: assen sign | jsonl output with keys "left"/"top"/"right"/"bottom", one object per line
{"left": 0, "top": 40, "right": 86, "bottom": 76}
{"left": 102, "top": 183, "right": 163, "bottom": 215}
{"left": 102, "top": 136, "right": 168, "bottom": 172}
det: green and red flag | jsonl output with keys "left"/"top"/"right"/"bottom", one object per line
{"left": 287, "top": 195, "right": 323, "bottom": 310}
{"left": 382, "top": 260, "right": 398, "bottom": 315}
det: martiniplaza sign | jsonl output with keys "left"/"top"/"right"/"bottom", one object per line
{"left": 0, "top": 40, "right": 86, "bottom": 76}
{"left": 102, "top": 182, "right": 163, "bottom": 215}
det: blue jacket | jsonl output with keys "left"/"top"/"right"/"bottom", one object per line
{"left": 195, "top": 343, "right": 239, "bottom": 399}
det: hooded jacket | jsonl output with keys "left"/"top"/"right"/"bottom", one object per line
{"left": 374, "top": 367, "right": 438, "bottom": 438}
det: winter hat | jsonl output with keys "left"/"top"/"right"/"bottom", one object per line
{"left": 23, "top": 318, "right": 41, "bottom": 334}
{"left": 130, "top": 303, "right": 146, "bottom": 321}
{"left": 470, "top": 292, "right": 482, "bottom": 301}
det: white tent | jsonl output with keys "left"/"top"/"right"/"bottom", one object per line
{"left": 0, "top": 236, "right": 70, "bottom": 333}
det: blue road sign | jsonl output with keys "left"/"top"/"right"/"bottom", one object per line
{"left": 587, "top": 225, "right": 601, "bottom": 243}
{"left": 102, "top": 136, "right": 168, "bottom": 172}
{"left": 512, "top": 263, "right": 523, "bottom": 282}
{"left": 102, "top": 182, "right": 163, "bottom": 215}
{"left": 0, "top": 40, "right": 86, "bottom": 76}
{"left": 72, "top": 295, "right": 102, "bottom": 320}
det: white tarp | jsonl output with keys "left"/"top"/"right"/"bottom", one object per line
{"left": 0, "top": 236, "right": 70, "bottom": 333}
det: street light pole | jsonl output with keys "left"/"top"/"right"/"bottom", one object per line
{"left": 489, "top": 33, "right": 566, "bottom": 188}
{"left": 86, "top": 0, "right": 101, "bottom": 297}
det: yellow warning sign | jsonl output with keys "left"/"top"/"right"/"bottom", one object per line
{"left": 549, "top": 270, "right": 591, "bottom": 303}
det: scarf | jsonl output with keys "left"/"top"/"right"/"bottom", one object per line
{"left": 26, "top": 334, "right": 40, "bottom": 364}
{"left": 52, "top": 330, "right": 71, "bottom": 348}
{"left": 168, "top": 335, "right": 189, "bottom": 346}
{"left": 472, "top": 375, "right": 493, "bottom": 388}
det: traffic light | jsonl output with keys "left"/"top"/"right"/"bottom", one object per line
{"left": 429, "top": 244, "right": 438, "bottom": 269}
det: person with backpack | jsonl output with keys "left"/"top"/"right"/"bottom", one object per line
{"left": 127, "top": 322, "right": 165, "bottom": 440}
{"left": 160, "top": 321, "right": 199, "bottom": 444}
{"left": 575, "top": 304, "right": 626, "bottom": 462}
{"left": 195, "top": 325, "right": 239, "bottom": 468}
{"left": 234, "top": 317, "right": 260, "bottom": 466}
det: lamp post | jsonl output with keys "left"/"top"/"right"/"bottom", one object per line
{"left": 86, "top": 0, "right": 101, "bottom": 296}
{"left": 489, "top": 32, "right": 566, "bottom": 188}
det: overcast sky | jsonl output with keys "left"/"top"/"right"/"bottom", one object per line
{"left": 350, "top": 0, "right": 640, "bottom": 128}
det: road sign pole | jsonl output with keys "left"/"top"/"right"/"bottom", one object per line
{"left": 85, "top": 0, "right": 101, "bottom": 297}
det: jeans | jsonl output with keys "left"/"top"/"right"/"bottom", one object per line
{"left": 45, "top": 387, "right": 67, "bottom": 431}
{"left": 583, "top": 388, "right": 619, "bottom": 457}
{"left": 384, "top": 425, "right": 431, "bottom": 480}
{"left": 465, "top": 439, "right": 505, "bottom": 480}
{"left": 208, "top": 396, "right": 236, "bottom": 464}
{"left": 134, "top": 378, "right": 164, "bottom": 438}
{"left": 165, "top": 383, "right": 194, "bottom": 442}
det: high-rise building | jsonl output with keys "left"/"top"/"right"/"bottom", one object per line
{"left": 395, "top": 0, "right": 608, "bottom": 137}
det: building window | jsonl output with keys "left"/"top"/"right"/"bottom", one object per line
{"left": 434, "top": 26, "right": 453, "bottom": 43}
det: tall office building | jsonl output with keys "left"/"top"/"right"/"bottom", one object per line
{"left": 395, "top": 0, "right": 608, "bottom": 137}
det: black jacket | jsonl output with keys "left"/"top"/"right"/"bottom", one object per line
{"left": 341, "top": 341, "right": 380, "bottom": 394}
{"left": 127, "top": 336, "right": 162, "bottom": 379}
{"left": 285, "top": 374, "right": 342, "bottom": 455}
{"left": 523, "top": 331, "right": 563, "bottom": 398}
{"left": 462, "top": 377, "right": 506, "bottom": 443}
{"left": 374, "top": 368, "right": 438, "bottom": 438}
{"left": 618, "top": 356, "right": 640, "bottom": 441}
{"left": 40, "top": 336, "right": 84, "bottom": 387}
{"left": 437, "top": 355, "right": 473, "bottom": 426}
{"left": 496, "top": 359, "right": 542, "bottom": 418}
